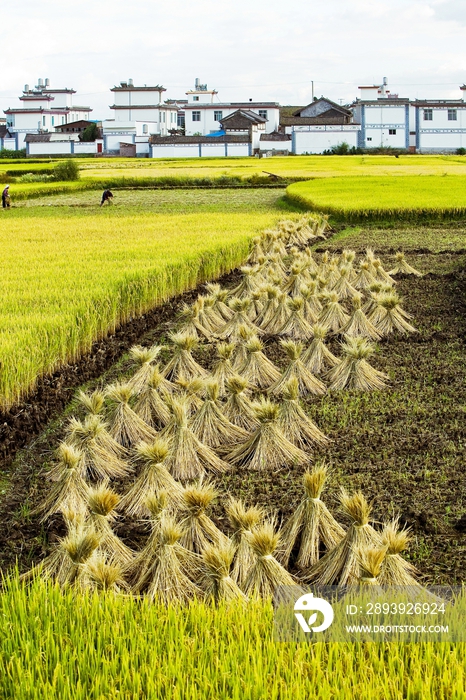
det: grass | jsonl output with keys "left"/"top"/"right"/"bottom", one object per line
{"left": 286, "top": 175, "right": 466, "bottom": 221}
{"left": 0, "top": 574, "right": 465, "bottom": 700}
{"left": 0, "top": 189, "right": 291, "bottom": 409}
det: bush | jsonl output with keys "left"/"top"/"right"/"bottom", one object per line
{"left": 18, "top": 173, "right": 53, "bottom": 183}
{"left": 456, "top": 147, "right": 466, "bottom": 156}
{"left": 52, "top": 160, "right": 80, "bottom": 181}
{"left": 323, "top": 142, "right": 363, "bottom": 156}
{"left": 0, "top": 149, "right": 27, "bottom": 159}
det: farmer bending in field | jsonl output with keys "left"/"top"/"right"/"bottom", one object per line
{"left": 2, "top": 185, "right": 11, "bottom": 208}
{"left": 100, "top": 189, "right": 114, "bottom": 207}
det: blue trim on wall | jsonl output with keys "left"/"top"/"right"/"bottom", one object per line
{"left": 199, "top": 144, "right": 202, "bottom": 157}
{"left": 358, "top": 106, "right": 365, "bottom": 148}
{"left": 415, "top": 108, "right": 420, "bottom": 151}
{"left": 405, "top": 104, "right": 410, "bottom": 149}
{"left": 292, "top": 130, "right": 296, "bottom": 154}
{"left": 15, "top": 133, "right": 19, "bottom": 150}
{"left": 225, "top": 143, "right": 228, "bottom": 156}
{"left": 26, "top": 141, "right": 29, "bottom": 156}
{"left": 70, "top": 140, "right": 75, "bottom": 154}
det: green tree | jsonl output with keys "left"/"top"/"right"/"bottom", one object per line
{"left": 52, "top": 160, "right": 80, "bottom": 181}
{"left": 79, "top": 123, "right": 99, "bottom": 142}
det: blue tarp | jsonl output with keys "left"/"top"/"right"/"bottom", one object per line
{"left": 205, "top": 130, "right": 226, "bottom": 137}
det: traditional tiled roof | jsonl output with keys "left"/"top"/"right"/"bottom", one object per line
{"left": 150, "top": 134, "right": 249, "bottom": 145}
{"left": 24, "top": 133, "right": 52, "bottom": 143}
{"left": 260, "top": 132, "right": 291, "bottom": 141}
{"left": 293, "top": 99, "right": 352, "bottom": 117}
{"left": 184, "top": 102, "right": 278, "bottom": 109}
{"left": 220, "top": 110, "right": 267, "bottom": 130}
{"left": 412, "top": 100, "right": 466, "bottom": 108}
{"left": 111, "top": 85, "right": 166, "bottom": 92}
{"left": 281, "top": 115, "right": 357, "bottom": 126}
{"left": 0, "top": 126, "right": 11, "bottom": 139}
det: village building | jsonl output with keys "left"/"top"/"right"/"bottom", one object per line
{"left": 102, "top": 80, "right": 178, "bottom": 155}
{"left": 4, "top": 79, "right": 92, "bottom": 150}
{"left": 411, "top": 87, "right": 466, "bottom": 153}
{"left": 351, "top": 80, "right": 410, "bottom": 150}
{"left": 281, "top": 98, "right": 359, "bottom": 154}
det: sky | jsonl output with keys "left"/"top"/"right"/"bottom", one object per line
{"left": 1, "top": 0, "right": 465, "bottom": 120}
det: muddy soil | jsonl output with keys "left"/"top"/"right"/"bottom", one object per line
{"left": 0, "top": 254, "right": 465, "bottom": 586}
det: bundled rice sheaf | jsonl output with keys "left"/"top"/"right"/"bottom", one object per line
{"left": 66, "top": 414, "right": 131, "bottom": 480}
{"left": 223, "top": 375, "right": 260, "bottom": 432}
{"left": 228, "top": 265, "right": 262, "bottom": 299}
{"left": 327, "top": 336, "right": 389, "bottom": 391}
{"left": 226, "top": 396, "right": 309, "bottom": 471}
{"left": 201, "top": 543, "right": 248, "bottom": 604}
{"left": 278, "top": 466, "right": 344, "bottom": 569}
{"left": 126, "top": 345, "right": 164, "bottom": 395}
{"left": 388, "top": 251, "right": 423, "bottom": 277}
{"left": 162, "top": 332, "right": 208, "bottom": 382}
{"left": 205, "top": 284, "right": 234, "bottom": 322}
{"left": 269, "top": 340, "right": 327, "bottom": 397}
{"left": 277, "top": 378, "right": 329, "bottom": 450}
{"left": 211, "top": 342, "right": 238, "bottom": 397}
{"left": 216, "top": 298, "right": 263, "bottom": 341}
{"left": 372, "top": 258, "right": 395, "bottom": 285}
{"left": 82, "top": 554, "right": 129, "bottom": 593}
{"left": 282, "top": 263, "right": 308, "bottom": 298}
{"left": 353, "top": 261, "right": 377, "bottom": 291}
{"left": 161, "top": 396, "right": 229, "bottom": 481}
{"left": 338, "top": 293, "right": 382, "bottom": 340}
{"left": 133, "top": 365, "right": 172, "bottom": 429}
{"left": 378, "top": 518, "right": 421, "bottom": 587}
{"left": 201, "top": 294, "right": 227, "bottom": 333}
{"left": 261, "top": 292, "right": 290, "bottom": 336}
{"left": 189, "top": 379, "right": 249, "bottom": 451}
{"left": 173, "top": 376, "right": 205, "bottom": 415}
{"left": 254, "top": 285, "right": 280, "bottom": 330}
{"left": 230, "top": 324, "right": 255, "bottom": 370}
{"left": 227, "top": 498, "right": 264, "bottom": 588}
{"left": 178, "top": 482, "right": 230, "bottom": 554}
{"left": 298, "top": 283, "right": 321, "bottom": 322}
{"left": 318, "top": 291, "right": 350, "bottom": 334}
{"left": 118, "top": 438, "right": 185, "bottom": 517}
{"left": 105, "top": 382, "right": 158, "bottom": 448}
{"left": 277, "top": 296, "right": 313, "bottom": 341}
{"left": 369, "top": 292, "right": 417, "bottom": 335}
{"left": 37, "top": 443, "right": 90, "bottom": 521}
{"left": 302, "top": 490, "right": 382, "bottom": 587}
{"left": 76, "top": 389, "right": 105, "bottom": 416}
{"left": 87, "top": 485, "right": 135, "bottom": 568}
{"left": 237, "top": 336, "right": 281, "bottom": 391}
{"left": 301, "top": 324, "right": 339, "bottom": 376}
{"left": 355, "top": 545, "right": 387, "bottom": 589}
{"left": 176, "top": 300, "right": 212, "bottom": 340}
{"left": 330, "top": 266, "right": 358, "bottom": 300}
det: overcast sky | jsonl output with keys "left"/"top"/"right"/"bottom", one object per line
{"left": 1, "top": 0, "right": 465, "bottom": 120}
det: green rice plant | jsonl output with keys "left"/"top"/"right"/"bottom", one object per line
{"left": 269, "top": 340, "right": 327, "bottom": 397}
{"left": 226, "top": 396, "right": 309, "bottom": 471}
{"left": 161, "top": 397, "right": 229, "bottom": 481}
{"left": 105, "top": 382, "right": 158, "bottom": 448}
{"left": 65, "top": 415, "right": 131, "bottom": 480}
{"left": 327, "top": 336, "right": 389, "bottom": 391}
{"left": 237, "top": 336, "right": 281, "bottom": 391}
{"left": 118, "top": 438, "right": 185, "bottom": 517}
{"left": 189, "top": 379, "right": 249, "bottom": 451}
{"left": 277, "top": 378, "right": 329, "bottom": 450}
{"left": 278, "top": 465, "right": 345, "bottom": 569}
{"left": 178, "top": 482, "right": 230, "bottom": 554}
{"left": 162, "top": 332, "right": 208, "bottom": 382}
{"left": 302, "top": 490, "right": 382, "bottom": 587}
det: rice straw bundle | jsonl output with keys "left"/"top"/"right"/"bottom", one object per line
{"left": 378, "top": 518, "right": 420, "bottom": 586}
{"left": 261, "top": 292, "right": 290, "bottom": 335}
{"left": 82, "top": 555, "right": 129, "bottom": 593}
{"left": 269, "top": 340, "right": 327, "bottom": 397}
{"left": 255, "top": 285, "right": 280, "bottom": 329}
{"left": 59, "top": 525, "right": 102, "bottom": 586}
{"left": 248, "top": 289, "right": 264, "bottom": 320}
{"left": 133, "top": 366, "right": 172, "bottom": 429}
{"left": 227, "top": 498, "right": 264, "bottom": 587}
{"left": 178, "top": 482, "right": 230, "bottom": 554}
{"left": 373, "top": 258, "right": 396, "bottom": 284}
{"left": 127, "top": 491, "right": 170, "bottom": 583}
{"left": 66, "top": 414, "right": 131, "bottom": 480}
{"left": 162, "top": 332, "right": 208, "bottom": 382}
{"left": 211, "top": 342, "right": 237, "bottom": 396}
{"left": 353, "top": 261, "right": 377, "bottom": 291}
{"left": 205, "top": 285, "right": 234, "bottom": 322}
{"left": 355, "top": 545, "right": 387, "bottom": 588}
{"left": 161, "top": 397, "right": 229, "bottom": 481}
{"left": 119, "top": 438, "right": 185, "bottom": 517}
{"left": 39, "top": 443, "right": 90, "bottom": 520}
{"left": 126, "top": 345, "right": 164, "bottom": 394}
{"left": 173, "top": 376, "right": 205, "bottom": 415}
{"left": 134, "top": 515, "right": 202, "bottom": 602}
{"left": 190, "top": 379, "right": 249, "bottom": 450}
{"left": 105, "top": 382, "right": 158, "bottom": 448}
{"left": 302, "top": 490, "right": 382, "bottom": 586}
{"left": 223, "top": 376, "right": 260, "bottom": 432}
{"left": 388, "top": 251, "right": 423, "bottom": 277}
{"left": 243, "top": 523, "right": 300, "bottom": 602}
{"left": 369, "top": 292, "right": 417, "bottom": 335}
{"left": 238, "top": 336, "right": 281, "bottom": 390}
{"left": 201, "top": 543, "right": 248, "bottom": 603}
{"left": 247, "top": 236, "right": 265, "bottom": 264}
{"left": 229, "top": 265, "right": 261, "bottom": 299}
{"left": 230, "top": 324, "right": 255, "bottom": 370}
{"left": 277, "top": 378, "right": 329, "bottom": 449}
{"left": 331, "top": 266, "right": 358, "bottom": 300}
{"left": 226, "top": 396, "right": 309, "bottom": 471}
{"left": 298, "top": 283, "right": 321, "bottom": 322}
{"left": 176, "top": 301, "right": 211, "bottom": 340}
{"left": 282, "top": 263, "right": 308, "bottom": 297}
{"left": 76, "top": 390, "right": 105, "bottom": 416}
{"left": 87, "top": 485, "right": 135, "bottom": 568}
{"left": 278, "top": 466, "right": 344, "bottom": 569}
{"left": 318, "top": 291, "right": 350, "bottom": 333}
{"left": 216, "top": 297, "right": 263, "bottom": 341}
{"left": 277, "top": 297, "right": 313, "bottom": 341}
{"left": 338, "top": 294, "right": 382, "bottom": 340}
{"left": 301, "top": 324, "right": 339, "bottom": 375}
{"left": 201, "top": 294, "right": 227, "bottom": 333}
{"left": 327, "top": 337, "right": 389, "bottom": 391}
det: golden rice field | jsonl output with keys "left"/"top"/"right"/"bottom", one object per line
{"left": 0, "top": 190, "right": 286, "bottom": 409}
{"left": 286, "top": 175, "right": 466, "bottom": 221}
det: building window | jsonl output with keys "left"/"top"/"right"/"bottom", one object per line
{"left": 51, "top": 116, "right": 54, "bottom": 126}
{"left": 258, "top": 110, "right": 268, "bottom": 120}
{"left": 42, "top": 116, "right": 46, "bottom": 126}
{"left": 61, "top": 117, "right": 65, "bottom": 124}
{"left": 448, "top": 109, "right": 457, "bottom": 121}
{"left": 192, "top": 111, "right": 201, "bottom": 122}
{"left": 142, "top": 124, "right": 148, "bottom": 134}
{"left": 214, "top": 110, "right": 223, "bottom": 121}
{"left": 389, "top": 129, "right": 396, "bottom": 135}
{"left": 367, "top": 137, "right": 372, "bottom": 142}
{"left": 162, "top": 113, "right": 166, "bottom": 123}
{"left": 193, "top": 96, "right": 199, "bottom": 102}
{"left": 423, "top": 109, "right": 433, "bottom": 121}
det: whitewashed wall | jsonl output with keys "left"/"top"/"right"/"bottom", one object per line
{"left": 73, "top": 142, "right": 98, "bottom": 154}
{"left": 27, "top": 142, "right": 73, "bottom": 155}
{"left": 260, "top": 138, "right": 291, "bottom": 153}
{"left": 150, "top": 142, "right": 250, "bottom": 158}
{"left": 293, "top": 127, "right": 359, "bottom": 154}
{"left": 184, "top": 106, "right": 280, "bottom": 136}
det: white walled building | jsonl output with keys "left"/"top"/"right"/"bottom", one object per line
{"left": 413, "top": 92, "right": 466, "bottom": 153}
{"left": 102, "top": 79, "right": 178, "bottom": 154}
{"left": 352, "top": 80, "right": 410, "bottom": 150}
{"left": 4, "top": 79, "right": 92, "bottom": 149}
{"left": 282, "top": 99, "right": 360, "bottom": 154}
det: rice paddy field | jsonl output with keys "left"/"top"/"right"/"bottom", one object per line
{"left": 0, "top": 159, "right": 466, "bottom": 699}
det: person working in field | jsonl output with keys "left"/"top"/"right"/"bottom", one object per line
{"left": 2, "top": 185, "right": 11, "bottom": 208}
{"left": 100, "top": 189, "right": 114, "bottom": 207}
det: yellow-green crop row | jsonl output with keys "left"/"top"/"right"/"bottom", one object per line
{"left": 0, "top": 198, "right": 283, "bottom": 409}
{"left": 0, "top": 575, "right": 464, "bottom": 700}
{"left": 286, "top": 175, "right": 466, "bottom": 222}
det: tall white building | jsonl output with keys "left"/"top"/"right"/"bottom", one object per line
{"left": 4, "top": 79, "right": 92, "bottom": 149}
